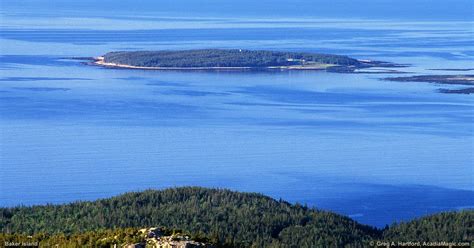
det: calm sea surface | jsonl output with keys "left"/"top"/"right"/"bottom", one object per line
{"left": 1, "top": 0, "right": 473, "bottom": 227}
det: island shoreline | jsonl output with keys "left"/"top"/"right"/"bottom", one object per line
{"left": 92, "top": 56, "right": 334, "bottom": 71}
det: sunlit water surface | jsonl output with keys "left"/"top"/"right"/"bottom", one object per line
{"left": 1, "top": 0, "right": 473, "bottom": 227}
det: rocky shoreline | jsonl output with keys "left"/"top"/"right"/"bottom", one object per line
{"left": 385, "top": 75, "right": 474, "bottom": 94}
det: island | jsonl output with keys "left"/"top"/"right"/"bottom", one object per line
{"left": 91, "top": 49, "right": 400, "bottom": 72}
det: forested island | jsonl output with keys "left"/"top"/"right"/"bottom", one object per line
{"left": 92, "top": 49, "right": 398, "bottom": 72}
{"left": 1, "top": 187, "right": 472, "bottom": 247}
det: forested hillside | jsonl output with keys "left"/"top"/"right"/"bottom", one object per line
{"left": 383, "top": 211, "right": 473, "bottom": 241}
{"left": 1, "top": 187, "right": 472, "bottom": 247}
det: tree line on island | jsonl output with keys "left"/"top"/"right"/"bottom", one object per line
{"left": 102, "top": 49, "right": 362, "bottom": 68}
{"left": 1, "top": 187, "right": 472, "bottom": 247}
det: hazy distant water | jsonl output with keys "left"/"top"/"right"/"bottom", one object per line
{"left": 1, "top": 0, "right": 473, "bottom": 227}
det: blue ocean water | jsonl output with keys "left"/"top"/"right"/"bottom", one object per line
{"left": 0, "top": 0, "right": 473, "bottom": 227}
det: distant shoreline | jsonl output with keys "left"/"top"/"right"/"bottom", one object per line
{"left": 90, "top": 56, "right": 406, "bottom": 73}
{"left": 92, "top": 56, "right": 332, "bottom": 71}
